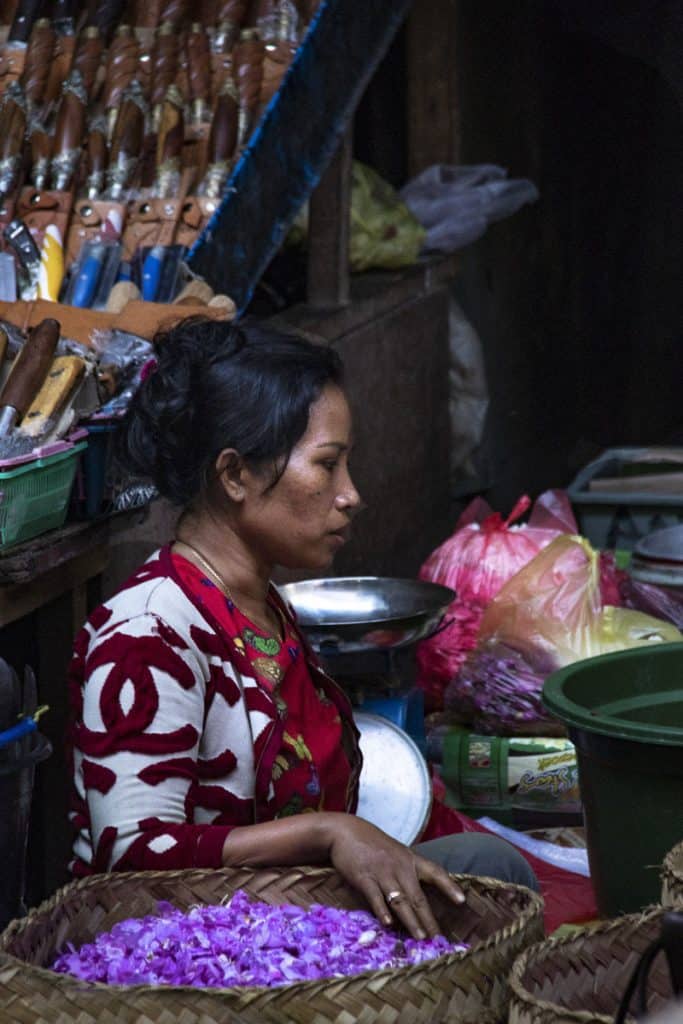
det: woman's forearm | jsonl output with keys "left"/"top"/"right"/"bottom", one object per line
{"left": 221, "top": 811, "right": 344, "bottom": 867}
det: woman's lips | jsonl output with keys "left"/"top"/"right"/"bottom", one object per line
{"left": 328, "top": 527, "right": 350, "bottom": 545}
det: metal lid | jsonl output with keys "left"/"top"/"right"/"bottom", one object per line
{"left": 354, "top": 711, "right": 432, "bottom": 845}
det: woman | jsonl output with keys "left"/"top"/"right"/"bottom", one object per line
{"left": 68, "top": 316, "right": 535, "bottom": 942}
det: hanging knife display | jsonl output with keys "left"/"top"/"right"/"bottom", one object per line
{"left": 63, "top": 79, "right": 145, "bottom": 305}
{"left": 0, "top": 0, "right": 380, "bottom": 312}
{"left": 15, "top": 66, "right": 87, "bottom": 300}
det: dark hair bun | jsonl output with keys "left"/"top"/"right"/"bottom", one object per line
{"left": 117, "top": 316, "right": 343, "bottom": 506}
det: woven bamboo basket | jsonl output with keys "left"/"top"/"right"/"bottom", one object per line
{"left": 0, "top": 864, "right": 543, "bottom": 1024}
{"left": 508, "top": 907, "right": 676, "bottom": 1024}
{"left": 661, "top": 840, "right": 683, "bottom": 908}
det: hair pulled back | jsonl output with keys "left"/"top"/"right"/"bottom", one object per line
{"left": 119, "top": 316, "right": 344, "bottom": 506}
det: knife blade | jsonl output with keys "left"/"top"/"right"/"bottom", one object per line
{"left": 0, "top": 316, "right": 59, "bottom": 438}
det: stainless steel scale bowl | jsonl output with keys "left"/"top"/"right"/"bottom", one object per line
{"left": 278, "top": 576, "right": 455, "bottom": 655}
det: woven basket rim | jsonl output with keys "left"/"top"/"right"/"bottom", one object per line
{"left": 508, "top": 905, "right": 664, "bottom": 1024}
{"left": 663, "top": 840, "right": 683, "bottom": 876}
{"left": 0, "top": 865, "right": 543, "bottom": 999}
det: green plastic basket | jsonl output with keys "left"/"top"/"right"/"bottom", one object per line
{"left": 0, "top": 439, "right": 87, "bottom": 550}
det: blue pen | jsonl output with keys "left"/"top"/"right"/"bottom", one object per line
{"left": 116, "top": 260, "right": 133, "bottom": 283}
{"left": 141, "top": 245, "right": 166, "bottom": 302}
{"left": 70, "top": 243, "right": 106, "bottom": 308}
{"left": 0, "top": 705, "right": 48, "bottom": 751}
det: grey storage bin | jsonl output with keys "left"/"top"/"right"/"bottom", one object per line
{"left": 568, "top": 447, "right": 683, "bottom": 550}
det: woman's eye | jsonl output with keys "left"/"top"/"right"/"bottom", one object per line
{"left": 321, "top": 460, "right": 338, "bottom": 472}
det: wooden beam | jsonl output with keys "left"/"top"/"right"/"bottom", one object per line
{"left": 406, "top": 0, "right": 460, "bottom": 176}
{"left": 307, "top": 129, "right": 353, "bottom": 309}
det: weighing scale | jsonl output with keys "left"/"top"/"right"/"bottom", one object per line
{"left": 279, "top": 576, "right": 454, "bottom": 843}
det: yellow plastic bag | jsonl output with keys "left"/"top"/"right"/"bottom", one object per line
{"left": 478, "top": 534, "right": 681, "bottom": 669}
{"left": 288, "top": 161, "right": 426, "bottom": 272}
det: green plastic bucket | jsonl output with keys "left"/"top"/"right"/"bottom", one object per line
{"left": 543, "top": 643, "right": 683, "bottom": 917}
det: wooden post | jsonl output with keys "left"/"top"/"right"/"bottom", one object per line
{"left": 307, "top": 128, "right": 353, "bottom": 309}
{"left": 406, "top": 0, "right": 460, "bottom": 176}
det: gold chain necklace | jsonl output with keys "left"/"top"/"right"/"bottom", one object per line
{"left": 173, "top": 539, "right": 285, "bottom": 640}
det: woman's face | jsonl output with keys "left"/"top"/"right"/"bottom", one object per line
{"left": 234, "top": 384, "right": 362, "bottom": 570}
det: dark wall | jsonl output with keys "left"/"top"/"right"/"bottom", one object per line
{"left": 451, "top": 1, "right": 683, "bottom": 509}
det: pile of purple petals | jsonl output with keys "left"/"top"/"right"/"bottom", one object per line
{"left": 52, "top": 890, "right": 467, "bottom": 989}
{"left": 446, "top": 640, "right": 557, "bottom": 733}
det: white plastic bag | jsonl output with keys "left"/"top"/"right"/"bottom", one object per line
{"left": 400, "top": 164, "right": 539, "bottom": 254}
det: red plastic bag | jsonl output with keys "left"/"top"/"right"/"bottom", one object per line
{"left": 416, "top": 491, "right": 577, "bottom": 711}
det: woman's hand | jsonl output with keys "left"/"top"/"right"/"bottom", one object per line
{"left": 322, "top": 814, "right": 465, "bottom": 940}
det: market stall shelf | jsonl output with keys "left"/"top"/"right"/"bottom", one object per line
{"left": 0, "top": 864, "right": 544, "bottom": 1024}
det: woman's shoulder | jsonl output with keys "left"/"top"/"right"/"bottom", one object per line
{"left": 83, "top": 546, "right": 217, "bottom": 651}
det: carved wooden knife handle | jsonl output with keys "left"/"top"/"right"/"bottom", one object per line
{"left": 73, "top": 25, "right": 104, "bottom": 97}
{"left": 150, "top": 21, "right": 179, "bottom": 111}
{"left": 186, "top": 21, "right": 211, "bottom": 121}
{"left": 21, "top": 17, "right": 55, "bottom": 108}
{"left": 102, "top": 24, "right": 140, "bottom": 124}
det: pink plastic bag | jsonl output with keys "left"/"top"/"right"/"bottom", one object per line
{"left": 416, "top": 491, "right": 576, "bottom": 710}
{"left": 420, "top": 491, "right": 577, "bottom": 606}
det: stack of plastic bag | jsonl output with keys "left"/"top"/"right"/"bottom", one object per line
{"left": 445, "top": 534, "right": 681, "bottom": 734}
{"left": 416, "top": 491, "right": 577, "bottom": 711}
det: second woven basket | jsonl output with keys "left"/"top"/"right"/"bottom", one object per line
{"left": 0, "top": 863, "right": 543, "bottom": 1024}
{"left": 508, "top": 907, "right": 676, "bottom": 1024}
{"left": 662, "top": 840, "right": 683, "bottom": 909}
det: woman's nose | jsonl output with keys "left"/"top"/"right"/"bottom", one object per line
{"left": 335, "top": 468, "right": 363, "bottom": 513}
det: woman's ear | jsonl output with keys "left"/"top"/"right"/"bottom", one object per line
{"left": 215, "top": 448, "right": 246, "bottom": 502}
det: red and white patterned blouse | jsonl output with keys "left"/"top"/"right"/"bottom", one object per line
{"left": 67, "top": 545, "right": 362, "bottom": 877}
